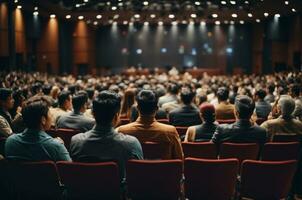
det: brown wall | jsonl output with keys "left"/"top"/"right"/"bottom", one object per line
{"left": 251, "top": 23, "right": 264, "bottom": 74}
{"left": 0, "top": 3, "right": 8, "bottom": 57}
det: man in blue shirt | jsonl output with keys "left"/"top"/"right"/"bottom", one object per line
{"left": 5, "top": 96, "right": 71, "bottom": 161}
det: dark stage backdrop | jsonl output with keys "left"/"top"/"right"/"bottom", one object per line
{"left": 96, "top": 23, "right": 252, "bottom": 73}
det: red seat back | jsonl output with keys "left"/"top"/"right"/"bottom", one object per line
{"left": 217, "top": 119, "right": 236, "bottom": 124}
{"left": 126, "top": 159, "right": 182, "bottom": 200}
{"left": 240, "top": 160, "right": 297, "bottom": 199}
{"left": 47, "top": 128, "right": 81, "bottom": 150}
{"left": 141, "top": 142, "right": 170, "bottom": 159}
{"left": 261, "top": 142, "right": 300, "bottom": 161}
{"left": 220, "top": 143, "right": 259, "bottom": 165}
{"left": 273, "top": 134, "right": 301, "bottom": 142}
{"left": 118, "top": 118, "right": 130, "bottom": 126}
{"left": 157, "top": 118, "right": 169, "bottom": 124}
{"left": 57, "top": 161, "right": 120, "bottom": 200}
{"left": 182, "top": 142, "right": 217, "bottom": 159}
{"left": 185, "top": 158, "right": 238, "bottom": 200}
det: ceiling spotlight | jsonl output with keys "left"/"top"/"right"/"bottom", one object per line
{"left": 239, "top": 20, "right": 244, "bottom": 24}
{"left": 244, "top": 1, "right": 249, "bottom": 4}
{"left": 200, "top": 21, "right": 206, "bottom": 26}
{"left": 14, "top": 0, "right": 18, "bottom": 2}
{"left": 34, "top": 7, "right": 38, "bottom": 10}
{"left": 230, "top": 1, "right": 236, "bottom": 5}
{"left": 96, "top": 15, "right": 102, "bottom": 19}
{"left": 292, "top": 8, "right": 296, "bottom": 12}
{"left": 78, "top": 15, "right": 84, "bottom": 20}
{"left": 212, "top": 13, "right": 218, "bottom": 18}
{"left": 248, "top": 13, "right": 253, "bottom": 17}
{"left": 84, "top": 0, "right": 89, "bottom": 2}
{"left": 75, "top": 4, "right": 80, "bottom": 8}
{"left": 144, "top": 21, "right": 149, "bottom": 25}
{"left": 150, "top": 14, "right": 156, "bottom": 18}
{"left": 172, "top": 21, "right": 178, "bottom": 25}
{"left": 230, "top": 20, "right": 235, "bottom": 25}
{"left": 231, "top": 13, "right": 238, "bottom": 18}
{"left": 113, "top": 14, "right": 119, "bottom": 19}
{"left": 182, "top": 20, "right": 188, "bottom": 24}
{"left": 33, "top": 11, "right": 39, "bottom": 16}
{"left": 134, "top": 14, "right": 140, "bottom": 19}
{"left": 93, "top": 21, "right": 98, "bottom": 25}
{"left": 275, "top": 13, "right": 281, "bottom": 18}
{"left": 111, "top": 6, "right": 117, "bottom": 10}
{"left": 66, "top": 15, "right": 71, "bottom": 19}
{"left": 189, "top": 21, "right": 195, "bottom": 25}
{"left": 143, "top": 1, "right": 149, "bottom": 6}
{"left": 158, "top": 21, "right": 163, "bottom": 26}
{"left": 113, "top": 21, "right": 117, "bottom": 25}
{"left": 264, "top": 12, "right": 269, "bottom": 17}
{"left": 123, "top": 21, "right": 128, "bottom": 25}
{"left": 169, "top": 14, "right": 175, "bottom": 19}
{"left": 256, "top": 19, "right": 261, "bottom": 23}
{"left": 285, "top": 1, "right": 289, "bottom": 5}
{"left": 191, "top": 13, "right": 197, "bottom": 18}
{"left": 221, "top": 1, "right": 227, "bottom": 4}
{"left": 17, "top": 5, "right": 22, "bottom": 9}
{"left": 195, "top": 1, "right": 201, "bottom": 6}
{"left": 50, "top": 14, "right": 56, "bottom": 19}
{"left": 215, "top": 21, "right": 220, "bottom": 25}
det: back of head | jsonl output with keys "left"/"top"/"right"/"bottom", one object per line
{"left": 268, "top": 84, "right": 275, "bottom": 94}
{"left": 22, "top": 96, "right": 50, "bottom": 129}
{"left": 180, "top": 87, "right": 196, "bottom": 105}
{"left": 42, "top": 85, "right": 52, "bottom": 95}
{"left": 136, "top": 90, "right": 158, "bottom": 116}
{"left": 256, "top": 89, "right": 266, "bottom": 100}
{"left": 93, "top": 91, "right": 121, "bottom": 125}
{"left": 168, "top": 83, "right": 179, "bottom": 95}
{"left": 198, "top": 94, "right": 208, "bottom": 105}
{"left": 0, "top": 88, "right": 13, "bottom": 102}
{"left": 31, "top": 83, "right": 42, "bottom": 95}
{"left": 200, "top": 103, "right": 215, "bottom": 123}
{"left": 235, "top": 95, "right": 255, "bottom": 120}
{"left": 278, "top": 95, "right": 295, "bottom": 119}
{"left": 72, "top": 91, "right": 88, "bottom": 112}
{"left": 121, "top": 89, "right": 136, "bottom": 114}
{"left": 291, "top": 84, "right": 300, "bottom": 97}
{"left": 217, "top": 87, "right": 229, "bottom": 102}
{"left": 58, "top": 91, "right": 71, "bottom": 107}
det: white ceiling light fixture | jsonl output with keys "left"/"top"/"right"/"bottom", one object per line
{"left": 212, "top": 13, "right": 218, "bottom": 18}
{"left": 248, "top": 13, "right": 253, "bottom": 17}
{"left": 215, "top": 20, "right": 220, "bottom": 25}
{"left": 96, "top": 15, "right": 102, "bottom": 19}
{"left": 169, "top": 14, "right": 175, "bottom": 19}
{"left": 50, "top": 14, "right": 56, "bottom": 19}
{"left": 239, "top": 20, "right": 244, "bottom": 24}
{"left": 78, "top": 15, "right": 84, "bottom": 20}
{"left": 221, "top": 1, "right": 227, "bottom": 5}
{"left": 191, "top": 13, "right": 197, "bottom": 18}
{"left": 66, "top": 15, "right": 71, "bottom": 19}
{"left": 264, "top": 12, "right": 269, "bottom": 17}
{"left": 134, "top": 14, "right": 140, "bottom": 19}
{"left": 256, "top": 19, "right": 261, "bottom": 23}
{"left": 231, "top": 13, "right": 238, "bottom": 18}
{"left": 150, "top": 14, "right": 156, "bottom": 18}
{"left": 230, "top": 1, "right": 236, "bottom": 5}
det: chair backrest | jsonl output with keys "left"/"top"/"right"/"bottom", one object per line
{"left": 118, "top": 118, "right": 130, "bottom": 126}
{"left": 219, "top": 143, "right": 260, "bottom": 165}
{"left": 47, "top": 128, "right": 81, "bottom": 150}
{"left": 157, "top": 118, "right": 169, "bottom": 124}
{"left": 261, "top": 142, "right": 300, "bottom": 161}
{"left": 240, "top": 160, "right": 297, "bottom": 199}
{"left": 184, "top": 158, "right": 239, "bottom": 200}
{"left": 141, "top": 142, "right": 170, "bottom": 159}
{"left": 5, "top": 161, "right": 61, "bottom": 200}
{"left": 182, "top": 142, "right": 217, "bottom": 159}
{"left": 176, "top": 126, "right": 188, "bottom": 137}
{"left": 272, "top": 134, "right": 301, "bottom": 142}
{"left": 217, "top": 119, "right": 236, "bottom": 124}
{"left": 57, "top": 161, "right": 120, "bottom": 200}
{"left": 126, "top": 159, "right": 182, "bottom": 200}
{"left": 0, "top": 137, "right": 6, "bottom": 156}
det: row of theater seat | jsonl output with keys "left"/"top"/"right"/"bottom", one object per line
{"left": 0, "top": 158, "right": 297, "bottom": 200}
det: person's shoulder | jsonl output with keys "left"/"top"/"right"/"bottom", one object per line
{"left": 117, "top": 121, "right": 137, "bottom": 131}
{"left": 155, "top": 122, "right": 178, "bottom": 135}
{"left": 71, "top": 131, "right": 89, "bottom": 143}
{"left": 114, "top": 132, "right": 141, "bottom": 148}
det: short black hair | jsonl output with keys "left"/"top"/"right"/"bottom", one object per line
{"left": 0, "top": 88, "right": 13, "bottom": 101}
{"left": 217, "top": 87, "right": 229, "bottom": 101}
{"left": 268, "top": 84, "right": 275, "bottom": 94}
{"left": 256, "top": 89, "right": 266, "bottom": 100}
{"left": 180, "top": 87, "right": 196, "bottom": 105}
{"left": 198, "top": 94, "right": 208, "bottom": 105}
{"left": 93, "top": 91, "right": 121, "bottom": 125}
{"left": 58, "top": 91, "right": 71, "bottom": 107}
{"left": 86, "top": 88, "right": 95, "bottom": 99}
{"left": 168, "top": 83, "right": 179, "bottom": 95}
{"left": 291, "top": 84, "right": 300, "bottom": 97}
{"left": 22, "top": 96, "right": 50, "bottom": 129}
{"left": 42, "top": 85, "right": 52, "bottom": 95}
{"left": 31, "top": 83, "right": 42, "bottom": 95}
{"left": 235, "top": 95, "right": 255, "bottom": 119}
{"left": 136, "top": 90, "right": 158, "bottom": 115}
{"left": 72, "top": 91, "right": 88, "bottom": 111}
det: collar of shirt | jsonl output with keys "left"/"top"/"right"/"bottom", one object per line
{"left": 93, "top": 124, "right": 116, "bottom": 135}
{"left": 235, "top": 119, "right": 252, "bottom": 127}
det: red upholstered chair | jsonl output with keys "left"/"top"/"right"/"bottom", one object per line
{"left": 157, "top": 118, "right": 169, "bottom": 124}
{"left": 176, "top": 126, "right": 188, "bottom": 138}
{"left": 118, "top": 118, "right": 130, "bottom": 126}
{"left": 141, "top": 142, "right": 170, "bottom": 159}
{"left": 273, "top": 134, "right": 301, "bottom": 142}
{"left": 5, "top": 161, "right": 61, "bottom": 200}
{"left": 261, "top": 142, "right": 300, "bottom": 161}
{"left": 184, "top": 158, "right": 239, "bottom": 200}
{"left": 57, "top": 161, "right": 120, "bottom": 200}
{"left": 182, "top": 142, "right": 217, "bottom": 159}
{"left": 126, "top": 159, "right": 183, "bottom": 200}
{"left": 217, "top": 119, "right": 236, "bottom": 124}
{"left": 239, "top": 160, "right": 297, "bottom": 200}
{"left": 219, "top": 143, "right": 260, "bottom": 165}
{"left": 47, "top": 128, "right": 81, "bottom": 150}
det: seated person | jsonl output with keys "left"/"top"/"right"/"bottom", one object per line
{"left": 211, "top": 95, "right": 267, "bottom": 144}
{"left": 0, "top": 88, "right": 14, "bottom": 137}
{"left": 70, "top": 91, "right": 143, "bottom": 179}
{"left": 215, "top": 87, "right": 236, "bottom": 120}
{"left": 158, "top": 83, "right": 179, "bottom": 107}
{"left": 56, "top": 91, "right": 95, "bottom": 132}
{"left": 255, "top": 89, "right": 272, "bottom": 119}
{"left": 261, "top": 95, "right": 302, "bottom": 140}
{"left": 169, "top": 87, "right": 202, "bottom": 127}
{"left": 185, "top": 103, "right": 218, "bottom": 142}
{"left": 117, "top": 90, "right": 183, "bottom": 160}
{"left": 5, "top": 96, "right": 71, "bottom": 161}
{"left": 49, "top": 91, "right": 72, "bottom": 126}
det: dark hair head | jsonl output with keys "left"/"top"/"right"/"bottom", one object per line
{"left": 198, "top": 94, "right": 208, "bottom": 105}
{"left": 256, "top": 89, "right": 266, "bottom": 100}
{"left": 0, "top": 88, "right": 13, "bottom": 102}
{"left": 31, "top": 83, "right": 42, "bottom": 95}
{"left": 136, "top": 90, "right": 158, "bottom": 115}
{"left": 291, "top": 84, "right": 300, "bottom": 97}
{"left": 72, "top": 91, "right": 88, "bottom": 111}
{"left": 235, "top": 95, "right": 255, "bottom": 119}
{"left": 93, "top": 91, "right": 121, "bottom": 125}
{"left": 217, "top": 87, "right": 229, "bottom": 101}
{"left": 42, "top": 85, "right": 52, "bottom": 95}
{"left": 180, "top": 87, "right": 196, "bottom": 105}
{"left": 268, "top": 84, "right": 275, "bottom": 94}
{"left": 121, "top": 89, "right": 136, "bottom": 115}
{"left": 168, "top": 83, "right": 179, "bottom": 95}
{"left": 199, "top": 103, "right": 215, "bottom": 123}
{"left": 58, "top": 91, "right": 71, "bottom": 107}
{"left": 22, "top": 96, "right": 50, "bottom": 129}
{"left": 85, "top": 88, "right": 95, "bottom": 99}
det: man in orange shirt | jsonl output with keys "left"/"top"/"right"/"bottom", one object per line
{"left": 117, "top": 90, "right": 183, "bottom": 160}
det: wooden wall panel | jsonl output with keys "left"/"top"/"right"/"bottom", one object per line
{"left": 0, "top": 3, "right": 8, "bottom": 57}
{"left": 252, "top": 23, "right": 264, "bottom": 74}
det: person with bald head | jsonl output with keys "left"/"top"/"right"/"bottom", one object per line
{"left": 261, "top": 95, "right": 302, "bottom": 140}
